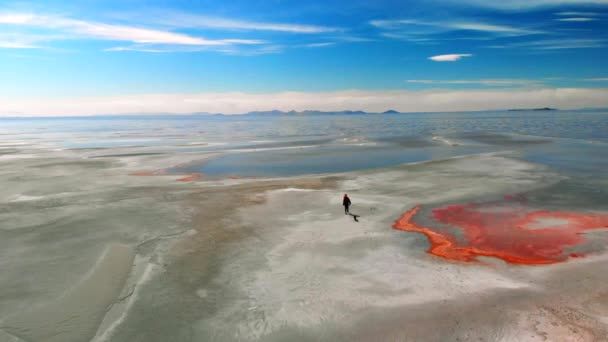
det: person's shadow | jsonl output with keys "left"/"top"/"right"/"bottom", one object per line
{"left": 348, "top": 212, "right": 360, "bottom": 222}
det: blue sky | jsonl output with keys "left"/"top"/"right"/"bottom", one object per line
{"left": 0, "top": 0, "right": 607, "bottom": 115}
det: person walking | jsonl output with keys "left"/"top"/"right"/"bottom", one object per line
{"left": 343, "top": 194, "right": 351, "bottom": 215}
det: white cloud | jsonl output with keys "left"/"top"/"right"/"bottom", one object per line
{"left": 220, "top": 39, "right": 266, "bottom": 45}
{"left": 3, "top": 88, "right": 606, "bottom": 117}
{"left": 155, "top": 13, "right": 340, "bottom": 34}
{"left": 0, "top": 12, "right": 264, "bottom": 47}
{"left": 0, "top": 32, "right": 66, "bottom": 49}
{"left": 429, "top": 53, "right": 472, "bottom": 61}
{"left": 104, "top": 46, "right": 174, "bottom": 53}
{"left": 450, "top": 23, "right": 539, "bottom": 34}
{"left": 556, "top": 17, "right": 597, "bottom": 21}
{"left": 216, "top": 44, "right": 285, "bottom": 56}
{"left": 0, "top": 11, "right": 338, "bottom": 53}
{"left": 0, "top": 13, "right": 36, "bottom": 24}
{"left": 529, "top": 39, "right": 605, "bottom": 49}
{"left": 303, "top": 42, "right": 336, "bottom": 48}
{"left": 67, "top": 20, "right": 226, "bottom": 45}
{"left": 0, "top": 41, "right": 37, "bottom": 48}
{"left": 407, "top": 79, "right": 542, "bottom": 86}
{"left": 555, "top": 11, "right": 602, "bottom": 16}
{"left": 584, "top": 78, "right": 608, "bottom": 81}
{"left": 487, "top": 38, "right": 606, "bottom": 49}
{"left": 0, "top": 34, "right": 39, "bottom": 49}
{"left": 440, "top": 0, "right": 608, "bottom": 10}
{"left": 371, "top": 19, "right": 541, "bottom": 36}
{"left": 338, "top": 36, "right": 375, "bottom": 42}
{"left": 380, "top": 32, "right": 438, "bottom": 42}
{"left": 369, "top": 19, "right": 401, "bottom": 29}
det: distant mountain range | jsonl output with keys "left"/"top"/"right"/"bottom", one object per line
{"left": 507, "top": 107, "right": 557, "bottom": 112}
{"left": 210, "top": 108, "right": 568, "bottom": 116}
{"left": 9, "top": 107, "right": 608, "bottom": 119}
{"left": 211, "top": 109, "right": 403, "bottom": 116}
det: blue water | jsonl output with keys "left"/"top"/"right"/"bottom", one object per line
{"left": 3, "top": 110, "right": 608, "bottom": 177}
{"left": 176, "top": 145, "right": 496, "bottom": 177}
{"left": 3, "top": 110, "right": 608, "bottom": 143}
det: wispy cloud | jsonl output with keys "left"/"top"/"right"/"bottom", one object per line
{"left": 219, "top": 39, "right": 266, "bottom": 45}
{"left": 556, "top": 17, "right": 597, "bottom": 21}
{"left": 303, "top": 42, "right": 336, "bottom": 48}
{"left": 371, "top": 19, "right": 539, "bottom": 35}
{"left": 338, "top": 36, "right": 375, "bottom": 43}
{"left": 0, "top": 32, "right": 68, "bottom": 49}
{"left": 380, "top": 32, "right": 439, "bottom": 43}
{"left": 71, "top": 23, "right": 227, "bottom": 45}
{"left": 0, "top": 13, "right": 232, "bottom": 45}
{"left": 3, "top": 88, "right": 607, "bottom": 116}
{"left": 0, "top": 11, "right": 273, "bottom": 52}
{"left": 429, "top": 53, "right": 472, "bottom": 61}
{"left": 487, "top": 38, "right": 606, "bottom": 49}
{"left": 440, "top": 0, "right": 608, "bottom": 10}
{"left": 450, "top": 22, "right": 541, "bottom": 34}
{"left": 371, "top": 18, "right": 542, "bottom": 45}
{"left": 531, "top": 39, "right": 606, "bottom": 50}
{"left": 152, "top": 12, "right": 340, "bottom": 34}
{"left": 555, "top": 11, "right": 602, "bottom": 16}
{"left": 216, "top": 44, "right": 285, "bottom": 56}
{"left": 0, "top": 34, "right": 38, "bottom": 49}
{"left": 106, "top": 42, "right": 280, "bottom": 55}
{"left": 407, "top": 79, "right": 543, "bottom": 86}
{"left": 584, "top": 78, "right": 608, "bottom": 81}
{"left": 0, "top": 41, "right": 36, "bottom": 48}
{"left": 105, "top": 46, "right": 172, "bottom": 53}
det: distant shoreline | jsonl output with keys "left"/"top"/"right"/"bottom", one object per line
{"left": 507, "top": 107, "right": 557, "bottom": 112}
{"left": 3, "top": 107, "right": 608, "bottom": 120}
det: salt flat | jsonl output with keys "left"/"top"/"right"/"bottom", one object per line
{"left": 1, "top": 113, "right": 608, "bottom": 341}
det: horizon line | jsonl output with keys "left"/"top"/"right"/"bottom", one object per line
{"left": 4, "top": 107, "right": 608, "bottom": 119}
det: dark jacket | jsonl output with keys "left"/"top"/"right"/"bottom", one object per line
{"left": 343, "top": 196, "right": 351, "bottom": 207}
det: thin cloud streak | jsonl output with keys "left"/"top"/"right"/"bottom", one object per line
{"left": 407, "top": 79, "right": 543, "bottom": 86}
{"left": 0, "top": 42, "right": 36, "bottom": 48}
{"left": 555, "top": 11, "right": 602, "bottom": 16}
{"left": 0, "top": 12, "right": 263, "bottom": 47}
{"left": 105, "top": 46, "right": 177, "bottom": 53}
{"left": 0, "top": 13, "right": 36, "bottom": 24}
{"left": 556, "top": 17, "right": 597, "bottom": 21}
{"left": 303, "top": 42, "right": 336, "bottom": 48}
{"left": 0, "top": 32, "right": 69, "bottom": 49}
{"left": 217, "top": 44, "right": 285, "bottom": 56}
{"left": 486, "top": 38, "right": 606, "bottom": 49}
{"left": 106, "top": 43, "right": 284, "bottom": 55}
{"left": 0, "top": 35, "right": 39, "bottom": 49}
{"left": 371, "top": 19, "right": 542, "bottom": 36}
{"left": 441, "top": 0, "right": 608, "bottom": 10}
{"left": 450, "top": 22, "right": 540, "bottom": 34}
{"left": 2, "top": 88, "right": 607, "bottom": 117}
{"left": 154, "top": 13, "right": 340, "bottom": 33}
{"left": 429, "top": 54, "right": 472, "bottom": 61}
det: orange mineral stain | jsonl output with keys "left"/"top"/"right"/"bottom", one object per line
{"left": 176, "top": 173, "right": 203, "bottom": 182}
{"left": 393, "top": 202, "right": 608, "bottom": 265}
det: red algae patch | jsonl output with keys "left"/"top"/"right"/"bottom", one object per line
{"left": 393, "top": 201, "right": 608, "bottom": 265}
{"left": 176, "top": 173, "right": 203, "bottom": 182}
